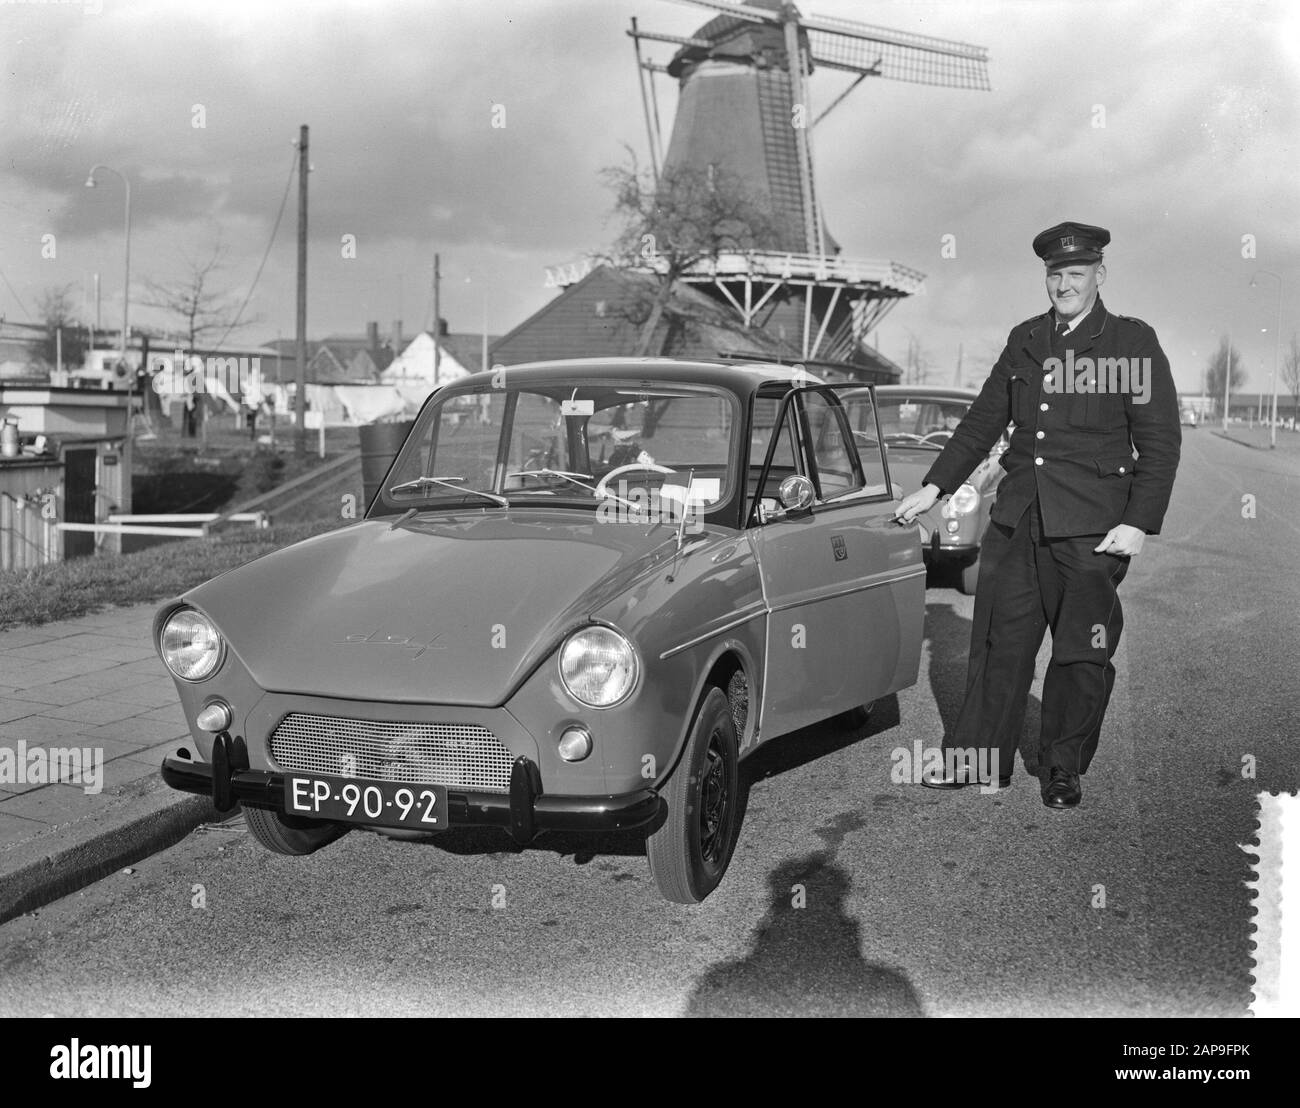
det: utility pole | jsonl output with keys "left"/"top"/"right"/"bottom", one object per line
{"left": 294, "top": 124, "right": 309, "bottom": 456}
{"left": 432, "top": 253, "right": 441, "bottom": 386}
{"left": 89, "top": 272, "right": 99, "bottom": 361}
{"left": 954, "top": 342, "right": 963, "bottom": 388}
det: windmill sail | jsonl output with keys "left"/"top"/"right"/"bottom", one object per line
{"left": 619, "top": 0, "right": 990, "bottom": 372}
{"left": 804, "top": 16, "right": 990, "bottom": 89}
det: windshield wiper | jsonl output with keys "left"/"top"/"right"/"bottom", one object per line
{"left": 506, "top": 468, "right": 639, "bottom": 509}
{"left": 388, "top": 475, "right": 508, "bottom": 507}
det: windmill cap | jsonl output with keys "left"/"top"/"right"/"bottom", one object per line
{"left": 1033, "top": 221, "right": 1110, "bottom": 267}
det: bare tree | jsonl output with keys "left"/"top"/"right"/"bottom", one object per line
{"left": 1281, "top": 333, "right": 1300, "bottom": 422}
{"left": 1203, "top": 334, "right": 1247, "bottom": 411}
{"left": 35, "top": 284, "right": 89, "bottom": 371}
{"left": 141, "top": 242, "right": 259, "bottom": 353}
{"left": 602, "top": 153, "right": 788, "bottom": 357}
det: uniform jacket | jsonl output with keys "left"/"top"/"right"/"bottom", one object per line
{"left": 923, "top": 298, "right": 1181, "bottom": 537}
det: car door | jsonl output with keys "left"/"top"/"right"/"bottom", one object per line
{"left": 749, "top": 385, "right": 925, "bottom": 739}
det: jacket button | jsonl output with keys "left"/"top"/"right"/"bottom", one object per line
{"left": 1040, "top": 403, "right": 1049, "bottom": 411}
{"left": 1035, "top": 457, "right": 1044, "bottom": 466}
{"left": 1036, "top": 430, "right": 1045, "bottom": 439}
{"left": 1118, "top": 466, "right": 1126, "bottom": 474}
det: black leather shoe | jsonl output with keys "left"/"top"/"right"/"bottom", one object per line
{"left": 1043, "top": 767, "right": 1082, "bottom": 809}
{"left": 921, "top": 767, "right": 1012, "bottom": 791}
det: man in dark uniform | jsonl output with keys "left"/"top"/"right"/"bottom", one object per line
{"left": 895, "top": 222, "right": 1181, "bottom": 808}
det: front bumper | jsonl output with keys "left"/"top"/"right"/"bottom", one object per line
{"left": 162, "top": 732, "right": 661, "bottom": 844}
{"left": 922, "top": 528, "right": 979, "bottom": 562}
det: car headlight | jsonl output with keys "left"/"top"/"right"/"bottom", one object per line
{"left": 559, "top": 625, "right": 638, "bottom": 708}
{"left": 944, "top": 483, "right": 980, "bottom": 517}
{"left": 160, "top": 608, "right": 224, "bottom": 681}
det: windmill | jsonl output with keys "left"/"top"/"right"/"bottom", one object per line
{"left": 619, "top": 0, "right": 991, "bottom": 370}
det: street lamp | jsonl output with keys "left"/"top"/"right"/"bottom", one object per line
{"left": 85, "top": 164, "right": 132, "bottom": 385}
{"left": 1250, "top": 270, "right": 1283, "bottom": 449}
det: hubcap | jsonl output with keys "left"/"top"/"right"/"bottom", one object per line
{"left": 699, "top": 728, "right": 731, "bottom": 866}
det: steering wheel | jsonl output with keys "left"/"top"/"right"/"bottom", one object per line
{"left": 885, "top": 432, "right": 926, "bottom": 444}
{"left": 852, "top": 430, "right": 879, "bottom": 449}
{"left": 920, "top": 430, "right": 953, "bottom": 445}
{"left": 594, "top": 461, "right": 676, "bottom": 498}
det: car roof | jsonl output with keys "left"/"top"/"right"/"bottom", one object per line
{"left": 446, "top": 357, "right": 822, "bottom": 397}
{"left": 873, "top": 385, "right": 980, "bottom": 400}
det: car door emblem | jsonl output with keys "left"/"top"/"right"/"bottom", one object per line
{"left": 831, "top": 535, "right": 847, "bottom": 561}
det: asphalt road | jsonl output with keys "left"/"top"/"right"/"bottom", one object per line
{"left": 1, "top": 429, "right": 1295, "bottom": 1017}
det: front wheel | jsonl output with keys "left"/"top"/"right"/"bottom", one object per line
{"left": 960, "top": 557, "right": 981, "bottom": 596}
{"left": 244, "top": 805, "right": 349, "bottom": 856}
{"left": 647, "top": 687, "right": 742, "bottom": 904}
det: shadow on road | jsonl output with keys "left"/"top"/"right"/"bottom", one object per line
{"left": 683, "top": 848, "right": 924, "bottom": 1017}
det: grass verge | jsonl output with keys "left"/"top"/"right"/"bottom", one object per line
{"left": 0, "top": 516, "right": 345, "bottom": 631}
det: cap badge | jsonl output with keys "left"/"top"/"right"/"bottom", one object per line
{"left": 1061, "top": 235, "right": 1074, "bottom": 248}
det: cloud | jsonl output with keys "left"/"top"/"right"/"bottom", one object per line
{"left": 0, "top": 0, "right": 1293, "bottom": 391}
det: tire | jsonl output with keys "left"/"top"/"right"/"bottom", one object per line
{"left": 243, "top": 805, "right": 349, "bottom": 856}
{"left": 647, "top": 687, "right": 742, "bottom": 904}
{"left": 837, "top": 700, "right": 876, "bottom": 730}
{"left": 960, "top": 557, "right": 981, "bottom": 596}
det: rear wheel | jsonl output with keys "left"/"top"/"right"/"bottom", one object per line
{"left": 243, "top": 805, "right": 349, "bottom": 856}
{"left": 647, "top": 687, "right": 741, "bottom": 904}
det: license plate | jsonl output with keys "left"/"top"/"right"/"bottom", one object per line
{"left": 283, "top": 774, "right": 447, "bottom": 830}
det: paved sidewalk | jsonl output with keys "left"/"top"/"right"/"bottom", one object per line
{"left": 0, "top": 603, "right": 217, "bottom": 922}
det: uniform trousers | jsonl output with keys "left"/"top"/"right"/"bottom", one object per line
{"left": 943, "top": 497, "right": 1129, "bottom": 776}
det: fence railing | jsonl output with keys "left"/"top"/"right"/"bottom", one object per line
{"left": 0, "top": 491, "right": 58, "bottom": 572}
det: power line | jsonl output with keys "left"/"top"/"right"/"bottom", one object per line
{"left": 213, "top": 145, "right": 299, "bottom": 351}
{"left": 0, "top": 267, "right": 31, "bottom": 317}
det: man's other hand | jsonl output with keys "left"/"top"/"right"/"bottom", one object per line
{"left": 895, "top": 483, "right": 941, "bottom": 524}
{"left": 1094, "top": 523, "right": 1145, "bottom": 557}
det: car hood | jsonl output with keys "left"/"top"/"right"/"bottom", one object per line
{"left": 184, "top": 510, "right": 681, "bottom": 705}
{"left": 887, "top": 444, "right": 1004, "bottom": 496}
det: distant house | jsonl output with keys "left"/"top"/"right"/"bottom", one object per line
{"left": 379, "top": 333, "right": 464, "bottom": 386}
{"left": 264, "top": 321, "right": 397, "bottom": 384}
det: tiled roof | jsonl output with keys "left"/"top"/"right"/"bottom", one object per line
{"left": 491, "top": 265, "right": 803, "bottom": 366}
{"left": 430, "top": 332, "right": 499, "bottom": 375}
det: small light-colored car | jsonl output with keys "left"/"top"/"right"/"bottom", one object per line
{"left": 844, "top": 385, "right": 1007, "bottom": 595}
{"left": 157, "top": 359, "right": 924, "bottom": 902}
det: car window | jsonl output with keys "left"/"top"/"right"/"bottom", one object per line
{"left": 389, "top": 389, "right": 504, "bottom": 496}
{"left": 380, "top": 382, "right": 735, "bottom": 513}
{"left": 750, "top": 397, "right": 799, "bottom": 473}
{"left": 876, "top": 397, "right": 970, "bottom": 441}
{"left": 588, "top": 391, "right": 731, "bottom": 475}
{"left": 819, "top": 389, "right": 890, "bottom": 498}
{"left": 799, "top": 389, "right": 868, "bottom": 501}
{"left": 509, "top": 391, "right": 567, "bottom": 473}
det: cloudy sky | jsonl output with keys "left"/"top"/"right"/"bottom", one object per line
{"left": 1, "top": 0, "right": 1296, "bottom": 394}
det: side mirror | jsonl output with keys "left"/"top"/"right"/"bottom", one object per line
{"left": 778, "top": 473, "right": 814, "bottom": 512}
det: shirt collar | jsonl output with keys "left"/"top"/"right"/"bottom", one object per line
{"left": 1056, "top": 295, "right": 1103, "bottom": 334}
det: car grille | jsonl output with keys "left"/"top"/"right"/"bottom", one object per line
{"left": 269, "top": 713, "right": 514, "bottom": 793}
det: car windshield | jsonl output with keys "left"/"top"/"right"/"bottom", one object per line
{"left": 874, "top": 396, "right": 973, "bottom": 444}
{"left": 378, "top": 380, "right": 737, "bottom": 515}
